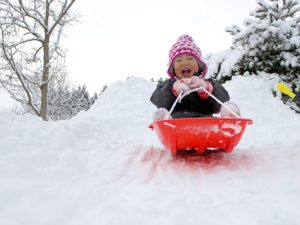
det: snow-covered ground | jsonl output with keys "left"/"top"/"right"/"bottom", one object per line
{"left": 0, "top": 75, "right": 300, "bottom": 225}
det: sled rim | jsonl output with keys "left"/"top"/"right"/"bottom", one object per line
{"left": 149, "top": 117, "right": 253, "bottom": 155}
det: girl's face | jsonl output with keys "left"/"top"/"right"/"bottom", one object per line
{"left": 173, "top": 54, "right": 199, "bottom": 79}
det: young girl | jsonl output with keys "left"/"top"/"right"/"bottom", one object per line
{"left": 151, "top": 34, "right": 237, "bottom": 120}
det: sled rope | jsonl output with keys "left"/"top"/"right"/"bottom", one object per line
{"left": 165, "top": 87, "right": 241, "bottom": 120}
{"left": 165, "top": 90, "right": 183, "bottom": 120}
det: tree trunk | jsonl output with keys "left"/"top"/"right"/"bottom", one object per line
{"left": 40, "top": 39, "right": 49, "bottom": 121}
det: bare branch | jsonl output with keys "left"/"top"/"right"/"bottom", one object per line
{"left": 18, "top": 0, "right": 47, "bottom": 29}
{"left": 48, "top": 0, "right": 76, "bottom": 36}
{"left": 0, "top": 0, "right": 78, "bottom": 120}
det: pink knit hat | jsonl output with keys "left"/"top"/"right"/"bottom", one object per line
{"left": 167, "top": 34, "right": 208, "bottom": 79}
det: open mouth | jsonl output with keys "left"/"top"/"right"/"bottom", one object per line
{"left": 182, "top": 68, "right": 191, "bottom": 76}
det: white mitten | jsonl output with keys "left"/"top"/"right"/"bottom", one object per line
{"left": 153, "top": 108, "right": 172, "bottom": 121}
{"left": 172, "top": 79, "right": 191, "bottom": 96}
{"left": 220, "top": 102, "right": 241, "bottom": 118}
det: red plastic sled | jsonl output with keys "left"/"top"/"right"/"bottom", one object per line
{"left": 149, "top": 117, "right": 253, "bottom": 155}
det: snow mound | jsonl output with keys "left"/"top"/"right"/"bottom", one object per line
{"left": 1, "top": 76, "right": 300, "bottom": 225}
{"left": 224, "top": 74, "right": 300, "bottom": 151}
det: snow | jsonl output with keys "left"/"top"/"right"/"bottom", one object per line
{"left": 1, "top": 75, "right": 300, "bottom": 225}
{"left": 205, "top": 49, "right": 243, "bottom": 80}
{"left": 0, "top": 90, "right": 14, "bottom": 110}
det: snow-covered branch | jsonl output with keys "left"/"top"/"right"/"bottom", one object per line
{"left": 0, "top": 0, "right": 78, "bottom": 120}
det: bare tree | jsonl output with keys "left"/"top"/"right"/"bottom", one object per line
{"left": 0, "top": 0, "right": 77, "bottom": 120}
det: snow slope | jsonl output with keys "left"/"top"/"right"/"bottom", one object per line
{"left": 0, "top": 75, "right": 300, "bottom": 225}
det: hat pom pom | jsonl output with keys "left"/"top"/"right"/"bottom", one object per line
{"left": 178, "top": 34, "right": 194, "bottom": 43}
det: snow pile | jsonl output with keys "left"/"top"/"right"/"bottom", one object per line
{"left": 0, "top": 75, "right": 300, "bottom": 225}
{"left": 225, "top": 74, "right": 300, "bottom": 150}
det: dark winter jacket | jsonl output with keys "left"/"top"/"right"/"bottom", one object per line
{"left": 150, "top": 78, "right": 230, "bottom": 118}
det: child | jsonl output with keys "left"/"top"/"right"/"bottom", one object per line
{"left": 150, "top": 34, "right": 235, "bottom": 120}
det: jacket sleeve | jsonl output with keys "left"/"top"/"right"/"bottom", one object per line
{"left": 207, "top": 79, "right": 230, "bottom": 113}
{"left": 150, "top": 79, "right": 176, "bottom": 110}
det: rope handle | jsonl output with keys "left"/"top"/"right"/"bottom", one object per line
{"left": 165, "top": 86, "right": 240, "bottom": 120}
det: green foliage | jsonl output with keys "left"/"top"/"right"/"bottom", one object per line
{"left": 219, "top": 0, "right": 300, "bottom": 88}
{"left": 206, "top": 0, "right": 300, "bottom": 112}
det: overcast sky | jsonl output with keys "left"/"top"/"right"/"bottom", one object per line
{"left": 64, "top": 0, "right": 258, "bottom": 92}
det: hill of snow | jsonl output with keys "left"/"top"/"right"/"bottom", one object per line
{"left": 0, "top": 75, "right": 300, "bottom": 225}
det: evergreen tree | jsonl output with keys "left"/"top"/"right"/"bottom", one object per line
{"left": 70, "top": 85, "right": 90, "bottom": 115}
{"left": 157, "top": 77, "right": 165, "bottom": 84}
{"left": 99, "top": 84, "right": 108, "bottom": 95}
{"left": 89, "top": 92, "right": 98, "bottom": 106}
{"left": 225, "top": 0, "right": 300, "bottom": 89}
{"left": 47, "top": 69, "right": 72, "bottom": 120}
{"left": 48, "top": 84, "right": 98, "bottom": 120}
